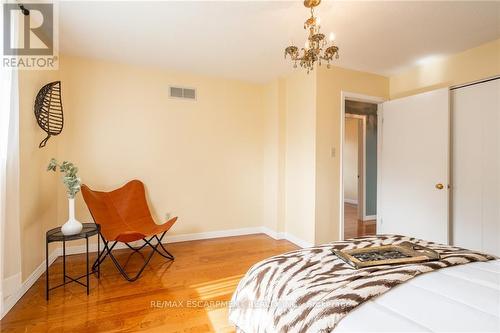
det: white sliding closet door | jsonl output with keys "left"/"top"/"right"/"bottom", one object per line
{"left": 379, "top": 88, "right": 450, "bottom": 244}
{"left": 452, "top": 78, "right": 500, "bottom": 256}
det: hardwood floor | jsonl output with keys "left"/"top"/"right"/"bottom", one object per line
{"left": 344, "top": 203, "right": 376, "bottom": 239}
{"left": 0, "top": 234, "right": 297, "bottom": 333}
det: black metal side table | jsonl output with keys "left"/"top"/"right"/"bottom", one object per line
{"left": 46, "top": 223, "right": 100, "bottom": 300}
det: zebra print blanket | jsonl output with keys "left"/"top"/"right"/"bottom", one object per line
{"left": 229, "top": 235, "right": 495, "bottom": 333}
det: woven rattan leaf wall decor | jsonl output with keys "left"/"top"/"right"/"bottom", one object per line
{"left": 34, "top": 81, "right": 63, "bottom": 148}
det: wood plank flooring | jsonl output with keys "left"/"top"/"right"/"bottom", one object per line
{"left": 0, "top": 234, "right": 297, "bottom": 333}
{"left": 344, "top": 203, "right": 376, "bottom": 239}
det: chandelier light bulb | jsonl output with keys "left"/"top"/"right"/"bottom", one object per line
{"left": 329, "top": 32, "right": 336, "bottom": 42}
{"left": 305, "top": 40, "right": 310, "bottom": 49}
{"left": 317, "top": 16, "right": 321, "bottom": 26}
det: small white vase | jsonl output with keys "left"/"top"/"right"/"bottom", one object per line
{"left": 61, "top": 198, "right": 83, "bottom": 236}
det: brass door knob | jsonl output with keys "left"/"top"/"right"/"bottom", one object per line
{"left": 435, "top": 183, "right": 444, "bottom": 190}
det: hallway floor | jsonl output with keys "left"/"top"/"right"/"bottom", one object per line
{"left": 344, "top": 203, "right": 376, "bottom": 239}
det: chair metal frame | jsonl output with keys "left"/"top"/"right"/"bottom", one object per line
{"left": 82, "top": 180, "right": 176, "bottom": 282}
{"left": 91, "top": 228, "right": 175, "bottom": 282}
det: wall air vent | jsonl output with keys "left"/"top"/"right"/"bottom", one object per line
{"left": 169, "top": 86, "right": 197, "bottom": 100}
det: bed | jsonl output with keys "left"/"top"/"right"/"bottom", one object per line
{"left": 229, "top": 235, "right": 499, "bottom": 333}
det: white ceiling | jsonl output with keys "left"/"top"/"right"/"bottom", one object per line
{"left": 58, "top": 1, "right": 500, "bottom": 83}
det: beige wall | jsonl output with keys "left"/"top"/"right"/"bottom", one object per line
{"left": 262, "top": 78, "right": 287, "bottom": 234}
{"left": 315, "top": 66, "right": 389, "bottom": 244}
{"left": 56, "top": 56, "right": 273, "bottom": 238}
{"left": 17, "top": 69, "right": 60, "bottom": 281}
{"left": 283, "top": 71, "right": 317, "bottom": 244}
{"left": 343, "top": 117, "right": 359, "bottom": 203}
{"left": 390, "top": 38, "right": 500, "bottom": 99}
{"left": 4, "top": 73, "right": 20, "bottom": 281}
{"left": 261, "top": 81, "right": 278, "bottom": 232}
{"left": 276, "top": 80, "right": 287, "bottom": 234}
{"left": 13, "top": 37, "right": 499, "bottom": 287}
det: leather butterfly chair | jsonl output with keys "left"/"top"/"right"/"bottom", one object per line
{"left": 81, "top": 180, "right": 177, "bottom": 281}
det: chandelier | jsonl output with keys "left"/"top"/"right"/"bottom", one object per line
{"left": 284, "top": 0, "right": 339, "bottom": 73}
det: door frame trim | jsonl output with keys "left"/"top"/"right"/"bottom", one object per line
{"left": 345, "top": 113, "right": 366, "bottom": 220}
{"left": 340, "top": 91, "right": 385, "bottom": 240}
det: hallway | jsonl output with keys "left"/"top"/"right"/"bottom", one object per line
{"left": 344, "top": 203, "right": 376, "bottom": 239}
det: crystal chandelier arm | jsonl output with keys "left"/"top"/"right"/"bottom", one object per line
{"left": 284, "top": 46, "right": 300, "bottom": 60}
{"left": 320, "top": 45, "right": 340, "bottom": 61}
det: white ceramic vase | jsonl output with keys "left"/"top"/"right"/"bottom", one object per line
{"left": 61, "top": 198, "right": 83, "bottom": 236}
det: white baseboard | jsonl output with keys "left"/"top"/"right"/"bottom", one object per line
{"left": 363, "top": 215, "right": 377, "bottom": 221}
{"left": 260, "top": 227, "right": 313, "bottom": 248}
{"left": 260, "top": 226, "right": 282, "bottom": 240}
{"left": 2, "top": 249, "right": 58, "bottom": 318}
{"left": 165, "top": 227, "right": 267, "bottom": 243}
{"left": 62, "top": 227, "right": 278, "bottom": 255}
{"left": 280, "top": 232, "right": 314, "bottom": 248}
{"left": 1, "top": 226, "right": 311, "bottom": 319}
{"left": 62, "top": 226, "right": 314, "bottom": 254}
{"left": 344, "top": 199, "right": 358, "bottom": 205}
{"left": 2, "top": 272, "right": 21, "bottom": 299}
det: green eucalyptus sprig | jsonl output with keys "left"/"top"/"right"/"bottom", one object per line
{"left": 47, "top": 158, "right": 81, "bottom": 199}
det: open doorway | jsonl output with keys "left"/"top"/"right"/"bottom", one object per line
{"left": 342, "top": 98, "right": 380, "bottom": 239}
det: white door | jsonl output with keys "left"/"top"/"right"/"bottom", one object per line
{"left": 379, "top": 88, "right": 450, "bottom": 244}
{"left": 452, "top": 78, "right": 499, "bottom": 256}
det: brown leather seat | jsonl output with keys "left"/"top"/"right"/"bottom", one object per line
{"left": 81, "top": 180, "right": 177, "bottom": 281}
{"left": 81, "top": 180, "right": 177, "bottom": 243}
